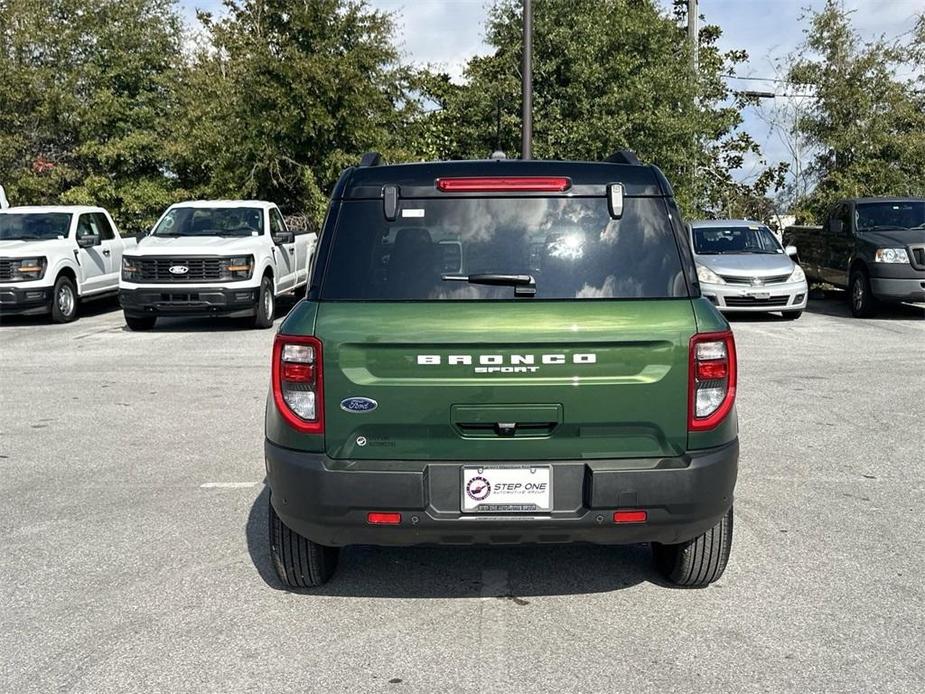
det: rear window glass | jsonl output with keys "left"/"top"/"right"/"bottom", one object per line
{"left": 321, "top": 197, "right": 687, "bottom": 300}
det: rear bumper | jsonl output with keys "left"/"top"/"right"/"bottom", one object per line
{"left": 700, "top": 280, "right": 808, "bottom": 312}
{"left": 0, "top": 286, "right": 52, "bottom": 315}
{"left": 870, "top": 277, "right": 925, "bottom": 303}
{"left": 265, "top": 439, "right": 738, "bottom": 547}
{"left": 119, "top": 286, "right": 258, "bottom": 317}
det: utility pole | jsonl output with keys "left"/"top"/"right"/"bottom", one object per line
{"left": 687, "top": 0, "right": 698, "bottom": 73}
{"left": 521, "top": 0, "right": 533, "bottom": 160}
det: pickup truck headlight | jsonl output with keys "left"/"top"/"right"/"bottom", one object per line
{"left": 787, "top": 265, "right": 806, "bottom": 283}
{"left": 122, "top": 256, "right": 143, "bottom": 281}
{"left": 8, "top": 257, "right": 47, "bottom": 281}
{"left": 874, "top": 248, "right": 909, "bottom": 264}
{"left": 220, "top": 256, "right": 254, "bottom": 280}
{"left": 696, "top": 264, "right": 724, "bottom": 285}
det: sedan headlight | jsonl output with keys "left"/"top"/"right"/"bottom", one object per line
{"left": 696, "top": 264, "right": 724, "bottom": 285}
{"left": 220, "top": 255, "right": 254, "bottom": 280}
{"left": 122, "top": 256, "right": 143, "bottom": 281}
{"left": 787, "top": 265, "right": 806, "bottom": 283}
{"left": 874, "top": 248, "right": 909, "bottom": 264}
{"left": 8, "top": 257, "right": 47, "bottom": 281}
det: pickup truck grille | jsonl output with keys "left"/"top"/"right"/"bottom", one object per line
{"left": 135, "top": 257, "right": 224, "bottom": 282}
{"left": 719, "top": 273, "right": 792, "bottom": 285}
{"left": 0, "top": 258, "right": 12, "bottom": 281}
{"left": 724, "top": 295, "right": 790, "bottom": 307}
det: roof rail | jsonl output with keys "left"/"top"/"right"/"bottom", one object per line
{"left": 359, "top": 151, "right": 382, "bottom": 167}
{"left": 604, "top": 149, "right": 642, "bottom": 166}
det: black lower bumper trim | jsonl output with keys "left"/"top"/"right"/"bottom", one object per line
{"left": 0, "top": 287, "right": 52, "bottom": 315}
{"left": 265, "top": 439, "right": 739, "bottom": 547}
{"left": 119, "top": 287, "right": 257, "bottom": 317}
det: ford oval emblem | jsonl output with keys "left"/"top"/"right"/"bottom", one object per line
{"left": 340, "top": 397, "right": 378, "bottom": 413}
{"left": 168, "top": 265, "right": 189, "bottom": 275}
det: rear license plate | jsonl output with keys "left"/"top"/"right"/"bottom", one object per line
{"left": 461, "top": 466, "right": 552, "bottom": 513}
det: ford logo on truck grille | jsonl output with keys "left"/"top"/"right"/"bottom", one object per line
{"left": 340, "top": 397, "right": 378, "bottom": 413}
{"left": 168, "top": 265, "right": 189, "bottom": 275}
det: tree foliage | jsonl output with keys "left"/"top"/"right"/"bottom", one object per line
{"left": 172, "top": 0, "right": 417, "bottom": 223}
{"left": 15, "top": 0, "right": 904, "bottom": 229}
{"left": 411, "top": 0, "right": 785, "bottom": 217}
{"left": 0, "top": 0, "right": 185, "bottom": 233}
{"left": 785, "top": 0, "right": 925, "bottom": 220}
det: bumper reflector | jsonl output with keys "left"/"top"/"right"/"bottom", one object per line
{"left": 613, "top": 510, "right": 647, "bottom": 524}
{"left": 367, "top": 512, "right": 402, "bottom": 525}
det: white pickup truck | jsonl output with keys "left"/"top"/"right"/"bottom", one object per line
{"left": 119, "top": 200, "right": 315, "bottom": 330}
{"left": 0, "top": 205, "right": 135, "bottom": 322}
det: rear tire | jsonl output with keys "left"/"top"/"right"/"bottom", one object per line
{"left": 653, "top": 506, "right": 733, "bottom": 588}
{"left": 781, "top": 310, "right": 802, "bottom": 320}
{"left": 253, "top": 275, "right": 275, "bottom": 329}
{"left": 269, "top": 496, "right": 339, "bottom": 588}
{"left": 125, "top": 314, "right": 157, "bottom": 331}
{"left": 849, "top": 269, "right": 878, "bottom": 318}
{"left": 50, "top": 275, "right": 78, "bottom": 323}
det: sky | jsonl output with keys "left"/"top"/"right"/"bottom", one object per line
{"left": 179, "top": 0, "right": 923, "bottom": 181}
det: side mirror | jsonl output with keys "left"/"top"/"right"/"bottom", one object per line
{"left": 272, "top": 230, "right": 295, "bottom": 245}
{"left": 77, "top": 233, "right": 100, "bottom": 248}
{"left": 829, "top": 219, "right": 843, "bottom": 235}
{"left": 136, "top": 229, "right": 149, "bottom": 240}
{"left": 785, "top": 245, "right": 798, "bottom": 258}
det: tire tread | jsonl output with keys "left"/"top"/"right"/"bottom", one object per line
{"left": 269, "top": 498, "right": 338, "bottom": 589}
{"left": 654, "top": 507, "right": 733, "bottom": 588}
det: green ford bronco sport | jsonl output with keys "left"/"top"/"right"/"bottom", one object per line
{"left": 265, "top": 152, "right": 738, "bottom": 589}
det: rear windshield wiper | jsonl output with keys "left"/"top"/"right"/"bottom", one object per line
{"left": 442, "top": 273, "right": 536, "bottom": 297}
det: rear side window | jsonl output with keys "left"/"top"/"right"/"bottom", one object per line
{"left": 321, "top": 197, "right": 687, "bottom": 300}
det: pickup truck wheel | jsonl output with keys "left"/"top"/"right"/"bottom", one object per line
{"left": 781, "top": 310, "right": 802, "bottom": 320}
{"left": 849, "top": 270, "right": 878, "bottom": 318}
{"left": 50, "top": 275, "right": 78, "bottom": 323}
{"left": 253, "top": 276, "right": 275, "bottom": 329}
{"left": 125, "top": 314, "right": 157, "bottom": 331}
{"left": 269, "top": 496, "right": 339, "bottom": 588}
{"left": 653, "top": 506, "right": 733, "bottom": 588}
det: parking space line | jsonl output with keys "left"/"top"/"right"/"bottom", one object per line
{"left": 200, "top": 482, "right": 259, "bottom": 489}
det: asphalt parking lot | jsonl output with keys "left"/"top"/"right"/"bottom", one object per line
{"left": 1, "top": 295, "right": 923, "bottom": 693}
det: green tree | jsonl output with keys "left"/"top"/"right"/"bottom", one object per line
{"left": 408, "top": 0, "right": 785, "bottom": 217}
{"left": 785, "top": 0, "right": 925, "bottom": 220}
{"left": 174, "top": 0, "right": 417, "bottom": 223}
{"left": 0, "top": 0, "right": 186, "bottom": 233}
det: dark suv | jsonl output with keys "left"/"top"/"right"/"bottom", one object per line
{"left": 265, "top": 153, "right": 739, "bottom": 588}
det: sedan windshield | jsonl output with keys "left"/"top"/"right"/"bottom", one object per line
{"left": 856, "top": 202, "right": 925, "bottom": 231}
{"left": 692, "top": 225, "right": 782, "bottom": 255}
{"left": 152, "top": 207, "right": 264, "bottom": 237}
{"left": 0, "top": 213, "right": 72, "bottom": 241}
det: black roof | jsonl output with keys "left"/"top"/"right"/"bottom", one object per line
{"left": 849, "top": 197, "right": 925, "bottom": 204}
{"left": 334, "top": 159, "right": 671, "bottom": 199}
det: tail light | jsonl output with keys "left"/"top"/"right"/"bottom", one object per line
{"left": 435, "top": 176, "right": 571, "bottom": 192}
{"left": 272, "top": 334, "right": 323, "bottom": 433}
{"left": 689, "top": 331, "right": 737, "bottom": 431}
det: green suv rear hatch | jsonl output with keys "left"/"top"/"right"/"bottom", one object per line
{"left": 291, "top": 161, "right": 700, "bottom": 461}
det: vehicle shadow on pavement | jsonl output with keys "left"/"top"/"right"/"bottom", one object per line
{"left": 0, "top": 295, "right": 121, "bottom": 327}
{"left": 246, "top": 485, "right": 660, "bottom": 598}
{"left": 803, "top": 290, "right": 924, "bottom": 320}
{"left": 119, "top": 294, "right": 303, "bottom": 333}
